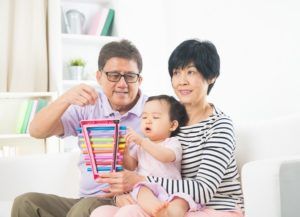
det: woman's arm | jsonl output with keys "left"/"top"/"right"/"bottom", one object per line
{"left": 99, "top": 117, "right": 236, "bottom": 204}
{"left": 147, "top": 117, "right": 237, "bottom": 204}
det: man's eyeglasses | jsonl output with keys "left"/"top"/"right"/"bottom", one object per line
{"left": 104, "top": 71, "right": 140, "bottom": 83}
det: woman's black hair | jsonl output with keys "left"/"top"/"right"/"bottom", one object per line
{"left": 168, "top": 39, "right": 220, "bottom": 95}
{"left": 146, "top": 95, "right": 188, "bottom": 137}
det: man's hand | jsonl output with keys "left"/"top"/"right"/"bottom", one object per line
{"left": 125, "top": 127, "right": 144, "bottom": 146}
{"left": 96, "top": 170, "right": 146, "bottom": 194}
{"left": 98, "top": 193, "right": 135, "bottom": 207}
{"left": 29, "top": 84, "right": 98, "bottom": 138}
{"left": 60, "top": 84, "right": 98, "bottom": 106}
{"left": 115, "top": 194, "right": 136, "bottom": 207}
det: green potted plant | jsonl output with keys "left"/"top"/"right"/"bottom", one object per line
{"left": 68, "top": 58, "right": 86, "bottom": 80}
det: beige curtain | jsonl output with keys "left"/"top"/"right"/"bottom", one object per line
{"left": 0, "top": 0, "right": 49, "bottom": 92}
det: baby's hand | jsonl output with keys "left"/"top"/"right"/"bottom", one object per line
{"left": 125, "top": 127, "right": 144, "bottom": 146}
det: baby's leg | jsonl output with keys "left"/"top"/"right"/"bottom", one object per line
{"left": 137, "top": 186, "right": 165, "bottom": 216}
{"left": 114, "top": 204, "right": 151, "bottom": 217}
{"left": 154, "top": 197, "right": 189, "bottom": 217}
{"left": 90, "top": 205, "right": 119, "bottom": 217}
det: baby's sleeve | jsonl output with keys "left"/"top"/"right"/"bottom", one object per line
{"left": 164, "top": 137, "right": 182, "bottom": 162}
{"left": 128, "top": 143, "right": 139, "bottom": 160}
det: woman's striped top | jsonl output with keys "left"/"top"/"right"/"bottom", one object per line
{"left": 147, "top": 106, "right": 244, "bottom": 211}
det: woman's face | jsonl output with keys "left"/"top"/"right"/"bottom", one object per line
{"left": 171, "top": 64, "right": 210, "bottom": 106}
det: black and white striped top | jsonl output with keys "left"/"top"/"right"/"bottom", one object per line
{"left": 147, "top": 106, "right": 244, "bottom": 211}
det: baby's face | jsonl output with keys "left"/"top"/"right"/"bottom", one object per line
{"left": 141, "top": 100, "right": 173, "bottom": 142}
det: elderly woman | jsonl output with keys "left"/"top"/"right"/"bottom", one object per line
{"left": 93, "top": 39, "right": 244, "bottom": 217}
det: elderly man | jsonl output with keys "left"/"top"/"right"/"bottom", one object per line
{"left": 11, "top": 40, "right": 148, "bottom": 217}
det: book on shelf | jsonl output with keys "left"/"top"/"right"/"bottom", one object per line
{"left": 21, "top": 100, "right": 34, "bottom": 134}
{"left": 88, "top": 11, "right": 105, "bottom": 35}
{"left": 16, "top": 98, "right": 49, "bottom": 134}
{"left": 36, "top": 98, "right": 48, "bottom": 113}
{"left": 16, "top": 100, "right": 30, "bottom": 134}
{"left": 26, "top": 99, "right": 39, "bottom": 133}
{"left": 88, "top": 8, "right": 115, "bottom": 36}
{"left": 101, "top": 8, "right": 115, "bottom": 36}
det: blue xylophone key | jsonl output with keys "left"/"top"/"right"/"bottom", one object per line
{"left": 87, "top": 166, "right": 123, "bottom": 172}
{"left": 76, "top": 126, "right": 126, "bottom": 133}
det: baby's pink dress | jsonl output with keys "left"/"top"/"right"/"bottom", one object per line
{"left": 90, "top": 137, "right": 201, "bottom": 217}
{"left": 128, "top": 137, "right": 201, "bottom": 211}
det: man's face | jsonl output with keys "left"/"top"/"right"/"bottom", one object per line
{"left": 96, "top": 57, "right": 142, "bottom": 114}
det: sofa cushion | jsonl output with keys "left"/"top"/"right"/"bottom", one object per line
{"left": 0, "top": 152, "right": 80, "bottom": 202}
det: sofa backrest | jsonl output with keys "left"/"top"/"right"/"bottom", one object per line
{"left": 235, "top": 113, "right": 300, "bottom": 171}
{"left": 1, "top": 114, "right": 300, "bottom": 203}
{"left": 0, "top": 151, "right": 80, "bottom": 201}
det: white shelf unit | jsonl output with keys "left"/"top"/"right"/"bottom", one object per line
{"left": 0, "top": 134, "right": 32, "bottom": 139}
{"left": 0, "top": 92, "right": 60, "bottom": 157}
{"left": 56, "top": 0, "right": 121, "bottom": 93}
{"left": 46, "top": 0, "right": 122, "bottom": 151}
{"left": 62, "top": 79, "right": 101, "bottom": 91}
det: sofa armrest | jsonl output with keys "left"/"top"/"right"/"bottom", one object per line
{"left": 241, "top": 155, "right": 300, "bottom": 217}
{"left": 279, "top": 158, "right": 300, "bottom": 217}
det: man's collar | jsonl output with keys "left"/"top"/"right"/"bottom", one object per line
{"left": 101, "top": 89, "right": 145, "bottom": 118}
{"left": 126, "top": 89, "right": 145, "bottom": 117}
{"left": 99, "top": 90, "right": 114, "bottom": 117}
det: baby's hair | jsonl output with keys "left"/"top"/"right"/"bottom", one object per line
{"left": 146, "top": 95, "right": 188, "bottom": 136}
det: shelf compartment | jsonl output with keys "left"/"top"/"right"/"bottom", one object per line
{"left": 62, "top": 33, "right": 120, "bottom": 45}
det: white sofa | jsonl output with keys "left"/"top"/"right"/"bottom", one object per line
{"left": 0, "top": 152, "right": 80, "bottom": 217}
{"left": 1, "top": 114, "right": 300, "bottom": 217}
{"left": 235, "top": 113, "right": 300, "bottom": 217}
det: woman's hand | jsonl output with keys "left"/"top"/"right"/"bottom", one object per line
{"left": 96, "top": 170, "right": 146, "bottom": 194}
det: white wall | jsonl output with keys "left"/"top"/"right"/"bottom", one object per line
{"left": 113, "top": 0, "right": 170, "bottom": 96}
{"left": 116, "top": 0, "right": 300, "bottom": 123}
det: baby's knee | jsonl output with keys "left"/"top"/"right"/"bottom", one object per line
{"left": 115, "top": 205, "right": 145, "bottom": 217}
{"left": 90, "top": 205, "right": 118, "bottom": 217}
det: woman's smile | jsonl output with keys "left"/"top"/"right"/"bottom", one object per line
{"left": 178, "top": 89, "right": 192, "bottom": 95}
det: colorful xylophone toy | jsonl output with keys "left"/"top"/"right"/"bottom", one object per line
{"left": 78, "top": 119, "right": 126, "bottom": 179}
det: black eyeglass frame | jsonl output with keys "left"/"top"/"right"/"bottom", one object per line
{"left": 103, "top": 71, "right": 140, "bottom": 83}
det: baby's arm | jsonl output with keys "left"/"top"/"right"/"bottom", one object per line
{"left": 139, "top": 138, "right": 176, "bottom": 163}
{"left": 123, "top": 142, "right": 138, "bottom": 171}
{"left": 125, "top": 128, "right": 176, "bottom": 163}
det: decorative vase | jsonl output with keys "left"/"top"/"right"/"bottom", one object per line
{"left": 66, "top": 9, "right": 85, "bottom": 34}
{"left": 69, "top": 66, "right": 85, "bottom": 80}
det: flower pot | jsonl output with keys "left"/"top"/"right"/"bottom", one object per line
{"left": 69, "top": 66, "right": 85, "bottom": 80}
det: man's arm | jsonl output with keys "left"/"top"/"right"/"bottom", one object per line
{"left": 29, "top": 84, "right": 98, "bottom": 139}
